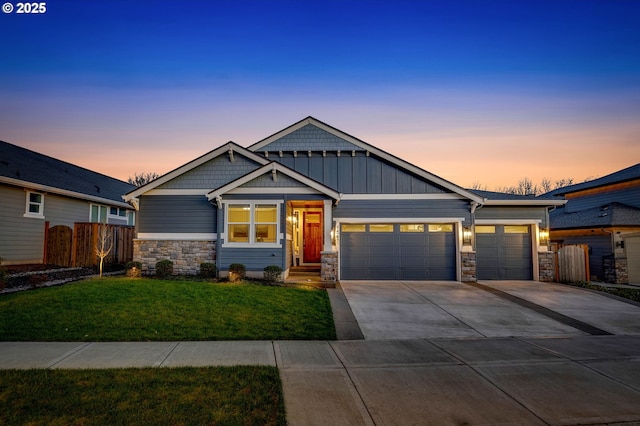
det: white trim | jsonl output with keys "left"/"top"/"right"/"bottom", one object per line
{"left": 228, "top": 187, "right": 322, "bottom": 195}
{"left": 220, "top": 243, "right": 281, "bottom": 249}
{"left": 123, "top": 142, "right": 270, "bottom": 200}
{"left": 2, "top": 176, "right": 132, "bottom": 209}
{"left": 483, "top": 199, "right": 567, "bottom": 206}
{"left": 339, "top": 193, "right": 465, "bottom": 200}
{"left": 475, "top": 219, "right": 542, "bottom": 225}
{"left": 145, "top": 189, "right": 211, "bottom": 196}
{"left": 248, "top": 117, "right": 485, "bottom": 204}
{"left": 334, "top": 217, "right": 466, "bottom": 224}
{"left": 137, "top": 233, "right": 217, "bottom": 240}
{"left": 23, "top": 190, "right": 45, "bottom": 219}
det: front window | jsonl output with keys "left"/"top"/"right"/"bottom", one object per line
{"left": 90, "top": 204, "right": 107, "bottom": 223}
{"left": 226, "top": 202, "right": 281, "bottom": 246}
{"left": 24, "top": 191, "right": 44, "bottom": 218}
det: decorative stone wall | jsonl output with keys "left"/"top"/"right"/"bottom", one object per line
{"left": 538, "top": 251, "right": 555, "bottom": 282}
{"left": 603, "top": 256, "right": 628, "bottom": 284}
{"left": 321, "top": 251, "right": 338, "bottom": 287}
{"left": 461, "top": 251, "right": 476, "bottom": 282}
{"left": 134, "top": 239, "right": 215, "bottom": 275}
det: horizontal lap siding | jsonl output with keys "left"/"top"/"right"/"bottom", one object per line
{"left": 476, "top": 206, "right": 547, "bottom": 227}
{"left": 138, "top": 195, "right": 216, "bottom": 233}
{"left": 0, "top": 184, "right": 45, "bottom": 263}
{"left": 565, "top": 187, "right": 640, "bottom": 212}
{"left": 334, "top": 199, "right": 471, "bottom": 221}
{"left": 218, "top": 248, "right": 283, "bottom": 272}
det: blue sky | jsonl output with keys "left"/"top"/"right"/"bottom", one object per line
{"left": 1, "top": 0, "right": 639, "bottom": 188}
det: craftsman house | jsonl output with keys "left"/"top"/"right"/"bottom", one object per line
{"left": 124, "top": 117, "right": 566, "bottom": 282}
{"left": 547, "top": 163, "right": 640, "bottom": 284}
{"left": 0, "top": 141, "right": 136, "bottom": 265}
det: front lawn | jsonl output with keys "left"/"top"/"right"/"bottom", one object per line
{"left": 0, "top": 277, "right": 335, "bottom": 341}
{"left": 0, "top": 366, "right": 285, "bottom": 425}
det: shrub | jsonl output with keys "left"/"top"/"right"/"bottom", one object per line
{"left": 155, "top": 260, "right": 174, "bottom": 278}
{"left": 199, "top": 262, "right": 217, "bottom": 278}
{"left": 126, "top": 261, "right": 143, "bottom": 278}
{"left": 263, "top": 265, "right": 283, "bottom": 283}
{"left": 228, "top": 263, "right": 246, "bottom": 282}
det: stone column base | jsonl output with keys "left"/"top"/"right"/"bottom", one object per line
{"left": 538, "top": 251, "right": 555, "bottom": 282}
{"left": 461, "top": 251, "right": 476, "bottom": 282}
{"left": 321, "top": 251, "right": 338, "bottom": 287}
{"left": 604, "top": 256, "right": 628, "bottom": 284}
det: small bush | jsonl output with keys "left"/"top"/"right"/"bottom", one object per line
{"left": 199, "top": 262, "right": 217, "bottom": 278}
{"left": 263, "top": 265, "right": 283, "bottom": 283}
{"left": 228, "top": 263, "right": 246, "bottom": 282}
{"left": 126, "top": 261, "right": 143, "bottom": 278}
{"left": 156, "top": 260, "right": 174, "bottom": 278}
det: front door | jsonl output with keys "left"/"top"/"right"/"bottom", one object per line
{"left": 303, "top": 212, "right": 322, "bottom": 263}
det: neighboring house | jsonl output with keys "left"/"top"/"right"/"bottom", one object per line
{"left": 124, "top": 117, "right": 565, "bottom": 282}
{"left": 0, "top": 141, "right": 136, "bottom": 265}
{"left": 546, "top": 163, "right": 640, "bottom": 284}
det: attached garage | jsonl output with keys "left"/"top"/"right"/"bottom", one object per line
{"left": 340, "top": 223, "right": 456, "bottom": 280}
{"left": 476, "top": 224, "right": 533, "bottom": 280}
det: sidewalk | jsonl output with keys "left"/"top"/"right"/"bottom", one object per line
{"left": 2, "top": 336, "right": 640, "bottom": 425}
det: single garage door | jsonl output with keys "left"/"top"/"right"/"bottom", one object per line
{"left": 340, "top": 223, "right": 456, "bottom": 280}
{"left": 476, "top": 225, "right": 533, "bottom": 280}
{"left": 626, "top": 236, "right": 640, "bottom": 284}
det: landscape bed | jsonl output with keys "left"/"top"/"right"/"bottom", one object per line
{"left": 0, "top": 277, "right": 336, "bottom": 341}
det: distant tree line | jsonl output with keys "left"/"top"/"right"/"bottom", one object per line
{"left": 471, "top": 176, "right": 595, "bottom": 196}
{"left": 127, "top": 172, "right": 160, "bottom": 187}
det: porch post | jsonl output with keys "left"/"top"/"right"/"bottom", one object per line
{"left": 321, "top": 199, "right": 337, "bottom": 286}
{"left": 323, "top": 199, "right": 332, "bottom": 252}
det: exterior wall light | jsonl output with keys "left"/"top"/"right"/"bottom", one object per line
{"left": 539, "top": 228, "right": 550, "bottom": 246}
{"left": 462, "top": 226, "right": 473, "bottom": 246}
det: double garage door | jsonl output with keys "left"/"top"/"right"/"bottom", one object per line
{"left": 340, "top": 222, "right": 533, "bottom": 280}
{"left": 340, "top": 223, "right": 456, "bottom": 280}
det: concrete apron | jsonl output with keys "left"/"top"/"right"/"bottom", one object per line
{"left": 3, "top": 337, "right": 640, "bottom": 425}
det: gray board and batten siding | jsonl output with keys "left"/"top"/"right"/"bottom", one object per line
{"left": 269, "top": 151, "right": 449, "bottom": 195}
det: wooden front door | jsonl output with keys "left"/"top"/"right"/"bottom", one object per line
{"left": 303, "top": 212, "right": 322, "bottom": 263}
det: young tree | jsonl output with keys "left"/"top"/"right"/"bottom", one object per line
{"left": 127, "top": 172, "right": 160, "bottom": 187}
{"left": 95, "top": 224, "right": 113, "bottom": 278}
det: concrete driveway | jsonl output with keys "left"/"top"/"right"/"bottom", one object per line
{"left": 339, "top": 280, "right": 640, "bottom": 340}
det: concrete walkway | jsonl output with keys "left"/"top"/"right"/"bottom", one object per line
{"left": 2, "top": 336, "right": 640, "bottom": 425}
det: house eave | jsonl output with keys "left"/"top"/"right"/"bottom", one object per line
{"left": 1, "top": 176, "right": 132, "bottom": 209}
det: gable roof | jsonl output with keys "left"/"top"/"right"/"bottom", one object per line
{"left": 207, "top": 162, "right": 341, "bottom": 202}
{"left": 550, "top": 202, "right": 640, "bottom": 229}
{"left": 545, "top": 163, "right": 640, "bottom": 196}
{"left": 0, "top": 140, "right": 134, "bottom": 208}
{"left": 249, "top": 117, "right": 485, "bottom": 204}
{"left": 123, "top": 142, "right": 269, "bottom": 201}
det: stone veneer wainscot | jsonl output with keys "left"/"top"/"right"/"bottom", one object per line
{"left": 134, "top": 239, "right": 216, "bottom": 275}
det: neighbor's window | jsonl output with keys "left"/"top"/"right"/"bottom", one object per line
{"left": 24, "top": 191, "right": 44, "bottom": 218}
{"left": 370, "top": 224, "right": 394, "bottom": 233}
{"left": 110, "top": 207, "right": 127, "bottom": 217}
{"left": 342, "top": 224, "right": 366, "bottom": 232}
{"left": 90, "top": 204, "right": 108, "bottom": 223}
{"left": 428, "top": 224, "right": 453, "bottom": 233}
{"left": 400, "top": 224, "right": 424, "bottom": 233}
{"left": 227, "top": 203, "right": 280, "bottom": 245}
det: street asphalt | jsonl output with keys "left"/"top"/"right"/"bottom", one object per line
{"left": 2, "top": 280, "right": 640, "bottom": 425}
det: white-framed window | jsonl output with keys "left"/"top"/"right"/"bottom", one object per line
{"left": 90, "top": 204, "right": 108, "bottom": 223}
{"left": 24, "top": 191, "right": 45, "bottom": 218}
{"left": 224, "top": 201, "right": 282, "bottom": 247}
{"left": 109, "top": 206, "right": 127, "bottom": 218}
{"left": 127, "top": 211, "right": 135, "bottom": 226}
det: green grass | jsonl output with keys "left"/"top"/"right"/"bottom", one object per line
{"left": 0, "top": 277, "right": 336, "bottom": 341}
{"left": 0, "top": 366, "right": 285, "bottom": 425}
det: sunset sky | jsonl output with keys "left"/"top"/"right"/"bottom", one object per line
{"left": 1, "top": 0, "right": 639, "bottom": 190}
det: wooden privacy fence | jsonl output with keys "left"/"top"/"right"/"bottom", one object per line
{"left": 72, "top": 223, "right": 135, "bottom": 267}
{"left": 555, "top": 244, "right": 590, "bottom": 283}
